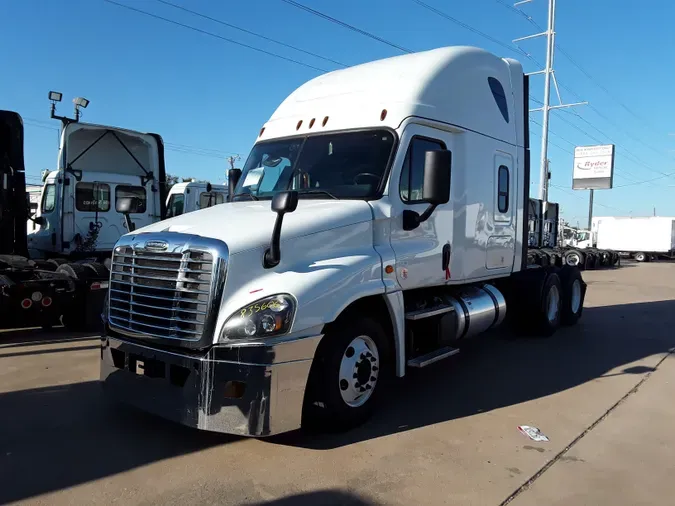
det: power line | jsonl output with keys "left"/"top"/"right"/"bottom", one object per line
{"left": 412, "top": 0, "right": 527, "bottom": 56}
{"left": 495, "top": 0, "right": 664, "bottom": 139}
{"left": 549, "top": 183, "right": 628, "bottom": 213}
{"left": 154, "top": 0, "right": 346, "bottom": 67}
{"left": 280, "top": 0, "right": 413, "bottom": 53}
{"left": 102, "top": 0, "right": 329, "bottom": 72}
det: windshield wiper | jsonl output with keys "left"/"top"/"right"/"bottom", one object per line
{"left": 296, "top": 189, "right": 339, "bottom": 200}
{"left": 232, "top": 192, "right": 259, "bottom": 201}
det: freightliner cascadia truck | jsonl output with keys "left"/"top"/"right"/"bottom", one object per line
{"left": 101, "top": 46, "right": 587, "bottom": 436}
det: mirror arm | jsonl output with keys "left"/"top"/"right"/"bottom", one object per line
{"left": 402, "top": 204, "right": 438, "bottom": 231}
{"left": 264, "top": 213, "right": 285, "bottom": 268}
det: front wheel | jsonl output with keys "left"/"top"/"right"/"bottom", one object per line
{"left": 635, "top": 252, "right": 648, "bottom": 262}
{"left": 303, "top": 317, "right": 390, "bottom": 432}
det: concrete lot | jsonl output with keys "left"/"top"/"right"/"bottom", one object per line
{"left": 2, "top": 262, "right": 675, "bottom": 505}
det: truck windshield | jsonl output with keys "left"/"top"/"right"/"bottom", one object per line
{"left": 234, "top": 129, "right": 395, "bottom": 200}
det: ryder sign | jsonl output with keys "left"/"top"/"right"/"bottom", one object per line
{"left": 572, "top": 144, "right": 615, "bottom": 190}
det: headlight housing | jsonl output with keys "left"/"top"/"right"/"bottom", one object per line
{"left": 220, "top": 294, "right": 296, "bottom": 340}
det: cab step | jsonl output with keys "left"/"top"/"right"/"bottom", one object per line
{"left": 407, "top": 346, "right": 460, "bottom": 368}
{"left": 405, "top": 304, "right": 455, "bottom": 320}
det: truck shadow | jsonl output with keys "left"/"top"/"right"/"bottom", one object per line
{"left": 273, "top": 298, "right": 675, "bottom": 449}
{"left": 1, "top": 299, "right": 674, "bottom": 502}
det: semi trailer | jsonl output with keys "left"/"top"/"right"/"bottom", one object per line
{"left": 101, "top": 46, "right": 588, "bottom": 436}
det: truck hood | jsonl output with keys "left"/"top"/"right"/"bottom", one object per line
{"left": 130, "top": 199, "right": 374, "bottom": 254}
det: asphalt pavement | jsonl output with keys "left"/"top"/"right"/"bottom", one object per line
{"left": 1, "top": 261, "right": 674, "bottom": 505}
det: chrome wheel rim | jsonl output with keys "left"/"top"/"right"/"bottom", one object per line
{"left": 570, "top": 279, "right": 582, "bottom": 314}
{"left": 546, "top": 285, "right": 561, "bottom": 323}
{"left": 567, "top": 253, "right": 580, "bottom": 266}
{"left": 339, "top": 335, "right": 380, "bottom": 408}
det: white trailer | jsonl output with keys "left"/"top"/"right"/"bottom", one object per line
{"left": 596, "top": 217, "right": 675, "bottom": 261}
{"left": 100, "top": 46, "right": 587, "bottom": 436}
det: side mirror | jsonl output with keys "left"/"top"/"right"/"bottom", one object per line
{"left": 271, "top": 190, "right": 298, "bottom": 214}
{"left": 403, "top": 150, "right": 451, "bottom": 230}
{"left": 228, "top": 168, "right": 242, "bottom": 201}
{"left": 264, "top": 190, "right": 298, "bottom": 268}
{"left": 422, "top": 150, "right": 451, "bottom": 205}
{"left": 116, "top": 197, "right": 136, "bottom": 232}
{"left": 206, "top": 182, "right": 212, "bottom": 193}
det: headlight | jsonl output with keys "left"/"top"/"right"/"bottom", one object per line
{"left": 220, "top": 294, "right": 295, "bottom": 340}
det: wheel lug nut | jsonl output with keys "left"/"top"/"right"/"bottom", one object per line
{"left": 340, "top": 379, "right": 348, "bottom": 391}
{"left": 370, "top": 357, "right": 376, "bottom": 362}
{"left": 371, "top": 376, "right": 376, "bottom": 381}
{"left": 354, "top": 383, "right": 360, "bottom": 389}
{"left": 365, "top": 384, "right": 372, "bottom": 390}
{"left": 353, "top": 373, "right": 358, "bottom": 379}
{"left": 372, "top": 366, "right": 378, "bottom": 371}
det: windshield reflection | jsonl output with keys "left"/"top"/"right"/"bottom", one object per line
{"left": 234, "top": 130, "right": 395, "bottom": 200}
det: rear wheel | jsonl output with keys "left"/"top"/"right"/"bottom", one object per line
{"left": 83, "top": 262, "right": 109, "bottom": 278}
{"left": 56, "top": 263, "right": 92, "bottom": 331}
{"left": 564, "top": 249, "right": 582, "bottom": 268}
{"left": 535, "top": 272, "right": 563, "bottom": 336}
{"left": 559, "top": 266, "right": 585, "bottom": 326}
{"left": 303, "top": 317, "right": 391, "bottom": 432}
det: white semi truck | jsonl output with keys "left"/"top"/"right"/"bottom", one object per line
{"left": 101, "top": 46, "right": 587, "bottom": 436}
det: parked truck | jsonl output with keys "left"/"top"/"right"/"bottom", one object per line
{"left": 165, "top": 181, "right": 228, "bottom": 218}
{"left": 101, "top": 46, "right": 587, "bottom": 436}
{"left": 1, "top": 111, "right": 79, "bottom": 329}
{"left": 1, "top": 106, "right": 170, "bottom": 330}
{"left": 596, "top": 217, "right": 675, "bottom": 261}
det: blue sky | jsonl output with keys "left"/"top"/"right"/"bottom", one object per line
{"left": 2, "top": 0, "right": 674, "bottom": 224}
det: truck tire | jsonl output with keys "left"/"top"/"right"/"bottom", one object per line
{"left": 56, "top": 263, "right": 92, "bottom": 331}
{"left": 303, "top": 316, "right": 391, "bottom": 432}
{"left": 559, "top": 266, "right": 585, "bottom": 326}
{"left": 533, "top": 271, "right": 563, "bottom": 337}
{"left": 585, "top": 253, "right": 595, "bottom": 270}
{"left": 47, "top": 258, "right": 68, "bottom": 270}
{"left": 83, "top": 262, "right": 109, "bottom": 278}
{"left": 56, "top": 262, "right": 91, "bottom": 280}
{"left": 564, "top": 249, "right": 582, "bottom": 268}
{"left": 635, "top": 252, "right": 647, "bottom": 262}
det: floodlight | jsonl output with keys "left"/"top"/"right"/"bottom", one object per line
{"left": 73, "top": 97, "right": 90, "bottom": 108}
{"left": 48, "top": 91, "right": 62, "bottom": 102}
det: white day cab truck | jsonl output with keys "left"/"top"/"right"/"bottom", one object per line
{"left": 165, "top": 181, "right": 228, "bottom": 218}
{"left": 2, "top": 110, "right": 168, "bottom": 330}
{"left": 595, "top": 217, "right": 675, "bottom": 262}
{"left": 101, "top": 46, "right": 587, "bottom": 436}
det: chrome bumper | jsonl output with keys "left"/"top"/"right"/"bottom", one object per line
{"left": 100, "top": 332, "right": 322, "bottom": 436}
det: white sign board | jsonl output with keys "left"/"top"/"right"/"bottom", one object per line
{"left": 572, "top": 144, "right": 615, "bottom": 190}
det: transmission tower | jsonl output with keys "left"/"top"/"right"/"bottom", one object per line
{"left": 513, "top": 0, "right": 587, "bottom": 204}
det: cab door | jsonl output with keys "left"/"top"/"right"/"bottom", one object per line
{"left": 389, "top": 124, "right": 454, "bottom": 289}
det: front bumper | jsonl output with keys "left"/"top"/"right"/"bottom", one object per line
{"left": 100, "top": 332, "right": 322, "bottom": 436}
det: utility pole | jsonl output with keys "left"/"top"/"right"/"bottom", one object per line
{"left": 587, "top": 190, "right": 594, "bottom": 230}
{"left": 513, "top": 0, "right": 587, "bottom": 206}
{"left": 226, "top": 155, "right": 241, "bottom": 171}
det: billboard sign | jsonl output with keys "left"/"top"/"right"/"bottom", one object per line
{"left": 572, "top": 144, "right": 615, "bottom": 190}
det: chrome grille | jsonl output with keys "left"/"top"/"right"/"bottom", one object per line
{"left": 109, "top": 246, "right": 214, "bottom": 341}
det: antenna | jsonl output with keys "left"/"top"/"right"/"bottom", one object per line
{"left": 513, "top": 0, "right": 587, "bottom": 204}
